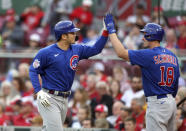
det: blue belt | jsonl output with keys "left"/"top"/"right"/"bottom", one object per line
{"left": 157, "top": 94, "right": 168, "bottom": 99}
{"left": 43, "top": 88, "right": 71, "bottom": 98}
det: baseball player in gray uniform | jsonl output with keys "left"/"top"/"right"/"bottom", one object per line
{"left": 104, "top": 13, "right": 180, "bottom": 131}
{"left": 29, "top": 20, "right": 108, "bottom": 131}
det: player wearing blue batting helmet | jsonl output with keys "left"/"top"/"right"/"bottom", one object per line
{"left": 54, "top": 20, "right": 80, "bottom": 41}
{"left": 140, "top": 23, "right": 164, "bottom": 42}
{"left": 104, "top": 13, "right": 180, "bottom": 131}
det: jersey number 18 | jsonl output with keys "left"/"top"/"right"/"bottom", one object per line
{"left": 158, "top": 66, "right": 174, "bottom": 87}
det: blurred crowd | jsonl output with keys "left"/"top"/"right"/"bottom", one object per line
{"left": 0, "top": 0, "right": 186, "bottom": 131}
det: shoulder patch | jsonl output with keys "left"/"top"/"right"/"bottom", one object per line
{"left": 33, "top": 59, "right": 40, "bottom": 68}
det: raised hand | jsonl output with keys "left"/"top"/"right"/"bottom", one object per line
{"left": 104, "top": 13, "right": 116, "bottom": 34}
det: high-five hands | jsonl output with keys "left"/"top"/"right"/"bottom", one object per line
{"left": 104, "top": 13, "right": 116, "bottom": 34}
{"left": 37, "top": 90, "right": 51, "bottom": 107}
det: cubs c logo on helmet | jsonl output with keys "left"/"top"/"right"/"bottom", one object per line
{"left": 70, "top": 55, "right": 79, "bottom": 70}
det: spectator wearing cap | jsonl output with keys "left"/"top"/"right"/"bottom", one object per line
{"left": 24, "top": 33, "right": 41, "bottom": 53}
{"left": 70, "top": 0, "right": 93, "bottom": 26}
{"left": 0, "top": 81, "right": 21, "bottom": 106}
{"left": 94, "top": 104, "right": 113, "bottom": 128}
{"left": 28, "top": 33, "right": 41, "bottom": 49}
{"left": 5, "top": 8, "right": 19, "bottom": 23}
{"left": 70, "top": 0, "right": 94, "bottom": 41}
{"left": 93, "top": 62, "right": 107, "bottom": 82}
{"left": 1, "top": 15, "right": 24, "bottom": 49}
{"left": 12, "top": 101, "right": 36, "bottom": 126}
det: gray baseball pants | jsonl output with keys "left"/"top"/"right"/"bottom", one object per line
{"left": 146, "top": 94, "right": 177, "bottom": 131}
{"left": 37, "top": 90, "right": 68, "bottom": 131}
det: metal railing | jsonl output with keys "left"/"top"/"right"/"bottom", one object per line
{"left": 0, "top": 126, "right": 116, "bottom": 131}
{"left": 0, "top": 49, "right": 185, "bottom": 60}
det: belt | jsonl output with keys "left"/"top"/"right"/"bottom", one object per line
{"left": 146, "top": 94, "right": 172, "bottom": 102}
{"left": 157, "top": 94, "right": 168, "bottom": 99}
{"left": 43, "top": 88, "right": 71, "bottom": 98}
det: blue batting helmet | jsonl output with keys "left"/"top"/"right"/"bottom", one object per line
{"left": 54, "top": 20, "right": 80, "bottom": 41}
{"left": 140, "top": 23, "right": 164, "bottom": 41}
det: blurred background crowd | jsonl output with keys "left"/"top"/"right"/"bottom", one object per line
{"left": 0, "top": 0, "right": 186, "bottom": 130}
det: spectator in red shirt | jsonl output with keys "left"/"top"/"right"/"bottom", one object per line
{"left": 178, "top": 100, "right": 186, "bottom": 131}
{"left": 109, "top": 79, "right": 122, "bottom": 101}
{"left": 0, "top": 104, "right": 10, "bottom": 125}
{"left": 131, "top": 98, "right": 145, "bottom": 130}
{"left": 11, "top": 99, "right": 23, "bottom": 115}
{"left": 12, "top": 101, "right": 36, "bottom": 126}
{"left": 86, "top": 73, "right": 100, "bottom": 101}
{"left": 124, "top": 117, "right": 140, "bottom": 131}
{"left": 68, "top": 88, "right": 90, "bottom": 120}
{"left": 107, "top": 101, "right": 125, "bottom": 126}
{"left": 70, "top": 0, "right": 93, "bottom": 26}
{"left": 21, "top": 5, "right": 44, "bottom": 32}
{"left": 177, "top": 20, "right": 186, "bottom": 49}
{"left": 12, "top": 77, "right": 32, "bottom": 97}
{"left": 70, "top": 0, "right": 93, "bottom": 40}
{"left": 114, "top": 107, "right": 132, "bottom": 130}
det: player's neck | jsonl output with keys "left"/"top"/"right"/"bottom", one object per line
{"left": 149, "top": 41, "right": 160, "bottom": 49}
{"left": 57, "top": 41, "right": 70, "bottom": 51}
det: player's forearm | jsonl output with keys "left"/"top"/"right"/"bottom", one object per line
{"left": 89, "top": 30, "right": 108, "bottom": 56}
{"left": 109, "top": 33, "right": 129, "bottom": 61}
{"left": 29, "top": 68, "right": 41, "bottom": 93}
